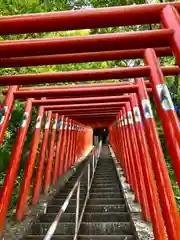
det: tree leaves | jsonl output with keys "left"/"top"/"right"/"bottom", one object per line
{"left": 0, "top": 0, "right": 179, "bottom": 215}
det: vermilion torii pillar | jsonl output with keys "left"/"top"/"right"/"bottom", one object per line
{"left": 144, "top": 49, "right": 180, "bottom": 187}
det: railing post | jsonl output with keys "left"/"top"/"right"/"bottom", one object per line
{"left": 144, "top": 48, "right": 180, "bottom": 187}
{"left": 92, "top": 153, "right": 95, "bottom": 174}
{"left": 0, "top": 98, "right": 33, "bottom": 231}
{"left": 44, "top": 113, "right": 58, "bottom": 194}
{"left": 0, "top": 86, "right": 18, "bottom": 144}
{"left": 87, "top": 162, "right": 90, "bottom": 193}
{"left": 136, "top": 77, "right": 180, "bottom": 239}
{"left": 75, "top": 182, "right": 80, "bottom": 236}
{"left": 32, "top": 110, "right": 52, "bottom": 205}
{"left": 97, "top": 140, "right": 102, "bottom": 159}
{"left": 16, "top": 105, "right": 44, "bottom": 220}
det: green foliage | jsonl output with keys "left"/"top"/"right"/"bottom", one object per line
{"left": 0, "top": 99, "right": 38, "bottom": 211}
{"left": 0, "top": 0, "right": 179, "bottom": 216}
{"left": 159, "top": 135, "right": 180, "bottom": 211}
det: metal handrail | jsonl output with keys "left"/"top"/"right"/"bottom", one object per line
{"left": 43, "top": 142, "right": 102, "bottom": 240}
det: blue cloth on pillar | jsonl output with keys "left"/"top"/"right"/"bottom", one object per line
{"left": 58, "top": 120, "right": 61, "bottom": 129}
{"left": 175, "top": 106, "right": 179, "bottom": 114}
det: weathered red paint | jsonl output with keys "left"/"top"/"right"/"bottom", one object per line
{"left": 69, "top": 116, "right": 115, "bottom": 121}
{"left": 58, "top": 117, "right": 68, "bottom": 175}
{"left": 71, "top": 122, "right": 79, "bottom": 165}
{"left": 124, "top": 102, "right": 150, "bottom": 221}
{"left": 14, "top": 85, "right": 138, "bottom": 99}
{"left": 57, "top": 112, "right": 119, "bottom": 117}
{"left": 52, "top": 115, "right": 64, "bottom": 184}
{"left": 0, "top": 1, "right": 179, "bottom": 235}
{"left": 118, "top": 111, "right": 133, "bottom": 187}
{"left": 128, "top": 93, "right": 166, "bottom": 238}
{"left": 144, "top": 48, "right": 180, "bottom": 187}
{"left": 74, "top": 119, "right": 114, "bottom": 127}
{"left": 0, "top": 2, "right": 179, "bottom": 34}
{"left": 44, "top": 113, "right": 58, "bottom": 194}
{"left": 0, "top": 29, "right": 173, "bottom": 58}
{"left": 0, "top": 66, "right": 148, "bottom": 85}
{"left": 44, "top": 102, "right": 127, "bottom": 110}
{"left": 33, "top": 95, "right": 131, "bottom": 106}
{"left": 0, "top": 99, "right": 33, "bottom": 230}
{"left": 64, "top": 119, "right": 72, "bottom": 173}
{"left": 58, "top": 117, "right": 65, "bottom": 176}
{"left": 0, "top": 66, "right": 179, "bottom": 85}
{"left": 0, "top": 85, "right": 18, "bottom": 144}
{"left": 136, "top": 77, "right": 180, "bottom": 239}
{"left": 2, "top": 82, "right": 150, "bottom": 94}
{"left": 69, "top": 121, "right": 76, "bottom": 168}
{"left": 32, "top": 110, "right": 52, "bottom": 205}
{"left": 0, "top": 47, "right": 172, "bottom": 68}
{"left": 161, "top": 5, "right": 180, "bottom": 66}
{"left": 16, "top": 106, "right": 44, "bottom": 220}
{"left": 51, "top": 107, "right": 129, "bottom": 115}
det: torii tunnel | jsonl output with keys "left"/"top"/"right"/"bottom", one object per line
{"left": 0, "top": 2, "right": 180, "bottom": 239}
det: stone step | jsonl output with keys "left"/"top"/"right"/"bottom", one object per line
{"left": 79, "top": 222, "right": 133, "bottom": 235}
{"left": 37, "top": 212, "right": 130, "bottom": 223}
{"left": 23, "top": 146, "right": 136, "bottom": 239}
{"left": 88, "top": 198, "right": 125, "bottom": 205}
{"left": 47, "top": 205, "right": 84, "bottom": 213}
{"left": 38, "top": 213, "right": 76, "bottom": 223}
{"left": 28, "top": 223, "right": 75, "bottom": 235}
{"left": 92, "top": 180, "right": 118, "bottom": 184}
{"left": 90, "top": 187, "right": 121, "bottom": 193}
{"left": 23, "top": 235, "right": 73, "bottom": 240}
{"left": 50, "top": 198, "right": 85, "bottom": 205}
{"left": 28, "top": 222, "right": 133, "bottom": 236}
{"left": 90, "top": 183, "right": 119, "bottom": 188}
{"left": 90, "top": 192, "right": 123, "bottom": 198}
{"left": 78, "top": 235, "right": 135, "bottom": 240}
{"left": 24, "top": 235, "right": 135, "bottom": 240}
{"left": 85, "top": 204, "right": 127, "bottom": 213}
{"left": 82, "top": 212, "right": 131, "bottom": 222}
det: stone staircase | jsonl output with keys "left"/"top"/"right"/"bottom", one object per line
{"left": 23, "top": 145, "right": 137, "bottom": 239}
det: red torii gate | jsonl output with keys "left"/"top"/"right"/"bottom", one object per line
{"left": 0, "top": 47, "right": 172, "bottom": 68}
{"left": 0, "top": 2, "right": 179, "bottom": 240}
{"left": 0, "top": 66, "right": 179, "bottom": 85}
